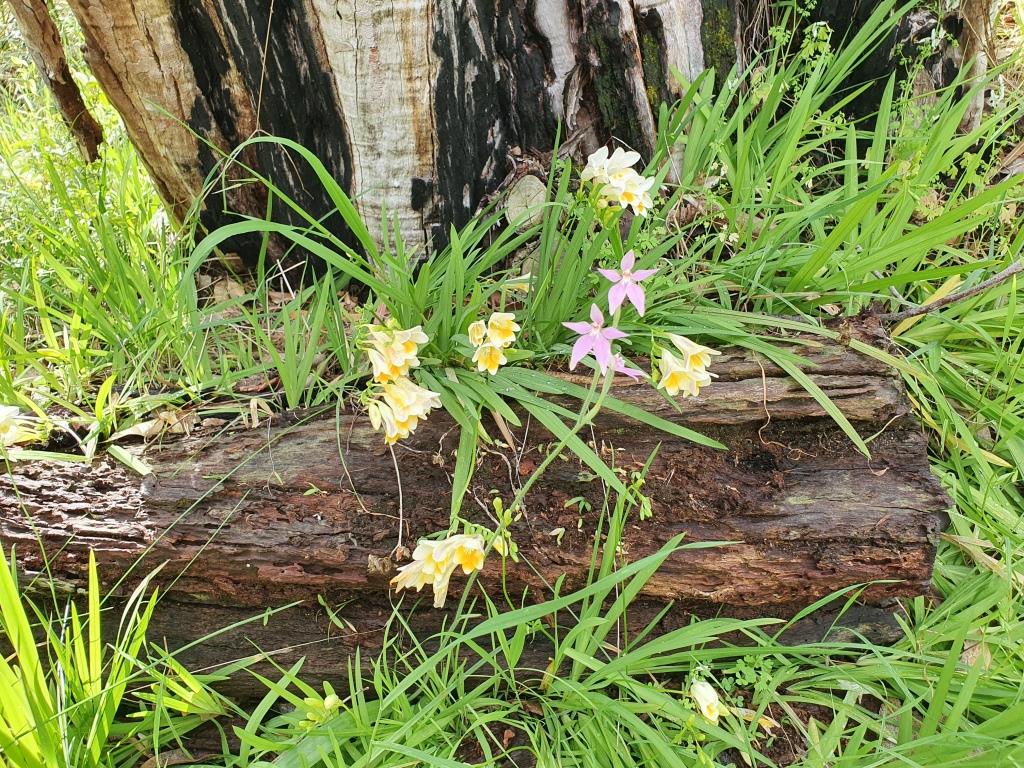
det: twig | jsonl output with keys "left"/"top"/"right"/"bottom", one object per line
{"left": 389, "top": 445, "right": 404, "bottom": 554}
{"left": 880, "top": 258, "right": 1024, "bottom": 323}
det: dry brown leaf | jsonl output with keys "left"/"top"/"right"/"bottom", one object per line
{"left": 961, "top": 639, "right": 992, "bottom": 671}
{"left": 211, "top": 277, "right": 248, "bottom": 303}
{"left": 248, "top": 398, "right": 275, "bottom": 429}
{"left": 109, "top": 409, "right": 197, "bottom": 443}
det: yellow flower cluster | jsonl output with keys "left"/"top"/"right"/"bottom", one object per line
{"left": 367, "top": 377, "right": 442, "bottom": 445}
{"left": 657, "top": 334, "right": 720, "bottom": 398}
{"left": 468, "top": 312, "right": 520, "bottom": 376}
{"left": 390, "top": 533, "right": 486, "bottom": 608}
{"left": 582, "top": 146, "right": 658, "bottom": 217}
{"left": 362, "top": 322, "right": 440, "bottom": 445}
{"left": 364, "top": 323, "right": 429, "bottom": 383}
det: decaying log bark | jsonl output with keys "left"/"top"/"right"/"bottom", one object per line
{"left": 7, "top": 0, "right": 103, "bottom": 161}
{"left": 1, "top": 332, "right": 950, "bottom": 693}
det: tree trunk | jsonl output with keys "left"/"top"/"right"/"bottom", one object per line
{"left": 2, "top": 331, "right": 950, "bottom": 696}
{"left": 10, "top": 2, "right": 977, "bottom": 263}
{"left": 41, "top": 0, "right": 726, "bottom": 262}
{"left": 6, "top": 0, "right": 103, "bottom": 161}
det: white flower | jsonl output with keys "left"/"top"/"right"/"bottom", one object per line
{"left": 0, "top": 405, "right": 33, "bottom": 448}
{"left": 606, "top": 170, "right": 656, "bottom": 216}
{"left": 581, "top": 146, "right": 641, "bottom": 186}
{"left": 690, "top": 680, "right": 722, "bottom": 725}
{"left": 391, "top": 534, "right": 486, "bottom": 608}
{"left": 582, "top": 145, "right": 659, "bottom": 216}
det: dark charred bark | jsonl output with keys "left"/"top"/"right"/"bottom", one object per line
{"left": 9, "top": 0, "right": 727, "bottom": 267}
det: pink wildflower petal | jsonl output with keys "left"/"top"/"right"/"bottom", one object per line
{"left": 563, "top": 321, "right": 592, "bottom": 334}
{"left": 614, "top": 356, "right": 645, "bottom": 380}
{"left": 631, "top": 268, "right": 658, "bottom": 281}
{"left": 602, "top": 327, "right": 628, "bottom": 341}
{"left": 589, "top": 303, "right": 604, "bottom": 326}
{"left": 597, "top": 268, "right": 621, "bottom": 283}
{"left": 607, "top": 281, "right": 628, "bottom": 314}
{"left": 625, "top": 282, "right": 646, "bottom": 316}
{"left": 591, "top": 336, "right": 613, "bottom": 374}
{"left": 569, "top": 336, "right": 594, "bottom": 370}
{"left": 621, "top": 250, "right": 636, "bottom": 271}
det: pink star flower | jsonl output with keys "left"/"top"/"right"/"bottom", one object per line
{"left": 563, "top": 304, "right": 628, "bottom": 374}
{"left": 597, "top": 250, "right": 658, "bottom": 316}
{"left": 612, "top": 354, "right": 646, "bottom": 380}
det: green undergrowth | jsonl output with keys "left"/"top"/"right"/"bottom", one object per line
{"left": 2, "top": 0, "right": 1024, "bottom": 765}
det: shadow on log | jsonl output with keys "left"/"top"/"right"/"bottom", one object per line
{"left": 1, "top": 330, "right": 950, "bottom": 696}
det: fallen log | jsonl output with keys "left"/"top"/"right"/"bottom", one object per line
{"left": 1, "top": 331, "right": 950, "bottom": 694}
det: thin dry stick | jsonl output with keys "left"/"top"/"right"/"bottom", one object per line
{"left": 389, "top": 444, "right": 405, "bottom": 554}
{"left": 880, "top": 259, "right": 1024, "bottom": 323}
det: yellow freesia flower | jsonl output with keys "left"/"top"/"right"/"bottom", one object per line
{"left": 381, "top": 377, "right": 441, "bottom": 422}
{"left": 367, "top": 400, "right": 414, "bottom": 445}
{"left": 657, "top": 349, "right": 712, "bottom": 398}
{"left": 466, "top": 312, "right": 518, "bottom": 375}
{"left": 472, "top": 343, "right": 507, "bottom": 375}
{"left": 391, "top": 533, "right": 486, "bottom": 608}
{"left": 486, "top": 312, "right": 520, "bottom": 348}
{"left": 367, "top": 377, "right": 441, "bottom": 445}
{"left": 690, "top": 680, "right": 722, "bottom": 725}
{"left": 468, "top": 320, "right": 487, "bottom": 347}
{"left": 668, "top": 334, "right": 721, "bottom": 371}
{"left": 364, "top": 323, "right": 429, "bottom": 383}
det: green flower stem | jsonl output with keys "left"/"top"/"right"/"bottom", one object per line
{"left": 506, "top": 310, "right": 623, "bottom": 515}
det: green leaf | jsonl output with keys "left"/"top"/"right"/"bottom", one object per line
{"left": 107, "top": 444, "right": 153, "bottom": 476}
{"left": 521, "top": 400, "right": 629, "bottom": 497}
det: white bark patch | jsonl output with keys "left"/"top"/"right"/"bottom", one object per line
{"left": 312, "top": 0, "right": 437, "bottom": 248}
{"left": 634, "top": 0, "right": 704, "bottom": 85}
{"left": 533, "top": 0, "right": 576, "bottom": 116}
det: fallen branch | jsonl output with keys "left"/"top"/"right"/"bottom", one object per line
{"left": 880, "top": 258, "right": 1024, "bottom": 324}
{"left": 1, "top": 333, "right": 950, "bottom": 696}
